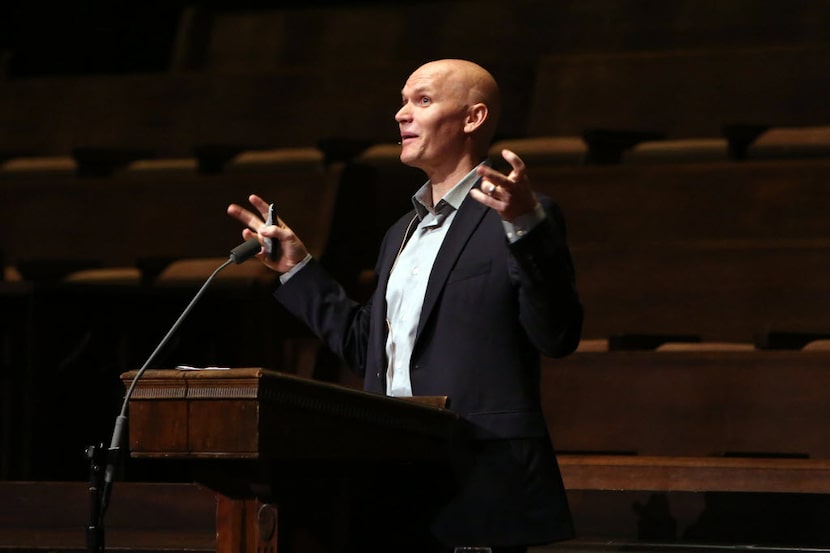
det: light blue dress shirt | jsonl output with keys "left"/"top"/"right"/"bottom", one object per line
{"left": 383, "top": 167, "right": 479, "bottom": 396}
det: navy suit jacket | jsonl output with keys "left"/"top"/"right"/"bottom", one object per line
{"left": 275, "top": 180, "right": 582, "bottom": 547}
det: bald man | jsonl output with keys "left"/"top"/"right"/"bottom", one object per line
{"left": 229, "top": 59, "right": 583, "bottom": 552}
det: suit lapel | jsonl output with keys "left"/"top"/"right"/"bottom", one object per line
{"left": 416, "top": 192, "right": 489, "bottom": 341}
{"left": 376, "top": 211, "right": 419, "bottom": 299}
{"left": 371, "top": 211, "right": 419, "bottom": 376}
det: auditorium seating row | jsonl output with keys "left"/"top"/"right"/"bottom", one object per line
{"left": 5, "top": 124, "right": 824, "bottom": 275}
{"left": 2, "top": 44, "right": 829, "bottom": 159}
{"left": 546, "top": 343, "right": 830, "bottom": 544}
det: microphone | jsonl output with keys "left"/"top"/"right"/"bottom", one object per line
{"left": 229, "top": 237, "right": 262, "bottom": 264}
{"left": 92, "top": 249, "right": 243, "bottom": 552}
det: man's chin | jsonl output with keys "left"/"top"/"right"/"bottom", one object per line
{"left": 399, "top": 151, "right": 419, "bottom": 168}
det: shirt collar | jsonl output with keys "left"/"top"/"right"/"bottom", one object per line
{"left": 411, "top": 160, "right": 490, "bottom": 222}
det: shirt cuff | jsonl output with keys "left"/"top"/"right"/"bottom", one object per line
{"left": 502, "top": 202, "right": 546, "bottom": 243}
{"left": 278, "top": 253, "right": 313, "bottom": 284}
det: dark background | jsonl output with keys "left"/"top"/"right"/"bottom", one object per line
{"left": 0, "top": 2, "right": 372, "bottom": 77}
{"left": 2, "top": 1, "right": 829, "bottom": 78}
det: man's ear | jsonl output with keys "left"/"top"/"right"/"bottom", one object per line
{"left": 464, "top": 103, "right": 488, "bottom": 134}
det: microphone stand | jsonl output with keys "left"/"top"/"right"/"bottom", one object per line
{"left": 86, "top": 442, "right": 106, "bottom": 553}
{"left": 87, "top": 237, "right": 261, "bottom": 552}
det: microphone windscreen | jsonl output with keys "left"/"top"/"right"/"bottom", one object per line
{"left": 229, "top": 237, "right": 261, "bottom": 264}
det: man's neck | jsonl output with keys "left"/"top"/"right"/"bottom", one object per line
{"left": 427, "top": 156, "right": 484, "bottom": 204}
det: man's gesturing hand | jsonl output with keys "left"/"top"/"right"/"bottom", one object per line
{"left": 226, "top": 194, "right": 310, "bottom": 273}
{"left": 470, "top": 149, "right": 539, "bottom": 222}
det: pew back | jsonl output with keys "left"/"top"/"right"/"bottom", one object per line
{"left": 530, "top": 159, "right": 830, "bottom": 341}
{"left": 528, "top": 46, "right": 830, "bottom": 138}
{"left": 0, "top": 151, "right": 341, "bottom": 274}
{"left": 542, "top": 349, "right": 830, "bottom": 458}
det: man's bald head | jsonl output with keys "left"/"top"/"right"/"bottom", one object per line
{"left": 410, "top": 59, "right": 501, "bottom": 148}
{"left": 396, "top": 59, "right": 503, "bottom": 181}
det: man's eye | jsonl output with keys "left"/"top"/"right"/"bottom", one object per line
{"left": 420, "top": 97, "right": 431, "bottom": 105}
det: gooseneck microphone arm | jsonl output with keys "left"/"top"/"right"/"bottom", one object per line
{"left": 87, "top": 237, "right": 262, "bottom": 552}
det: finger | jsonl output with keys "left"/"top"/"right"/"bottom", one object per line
{"left": 248, "top": 194, "right": 271, "bottom": 220}
{"left": 241, "top": 227, "right": 260, "bottom": 242}
{"left": 480, "top": 174, "right": 515, "bottom": 200}
{"left": 477, "top": 165, "right": 513, "bottom": 189}
{"left": 227, "top": 203, "right": 265, "bottom": 232}
{"left": 469, "top": 187, "right": 507, "bottom": 210}
{"left": 259, "top": 223, "right": 292, "bottom": 240}
{"left": 501, "top": 149, "right": 527, "bottom": 179}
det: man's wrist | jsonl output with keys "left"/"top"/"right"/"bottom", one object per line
{"left": 503, "top": 202, "right": 546, "bottom": 243}
{"left": 278, "top": 253, "right": 313, "bottom": 284}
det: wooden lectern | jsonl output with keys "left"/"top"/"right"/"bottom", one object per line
{"left": 120, "top": 368, "right": 466, "bottom": 553}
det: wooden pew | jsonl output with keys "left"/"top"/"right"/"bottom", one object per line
{"left": 0, "top": 148, "right": 340, "bottom": 273}
{"left": 0, "top": 481, "right": 215, "bottom": 552}
{"left": 747, "top": 125, "right": 830, "bottom": 160}
{"left": 489, "top": 137, "right": 589, "bottom": 166}
{"left": 0, "top": 67, "right": 408, "bottom": 158}
{"left": 526, "top": 158, "right": 830, "bottom": 342}
{"left": 527, "top": 46, "right": 830, "bottom": 139}
{"left": 616, "top": 126, "right": 830, "bottom": 165}
{"left": 544, "top": 348, "right": 830, "bottom": 458}
{"left": 621, "top": 138, "right": 732, "bottom": 164}
{"left": 542, "top": 348, "right": 830, "bottom": 544}
{"left": 570, "top": 240, "right": 830, "bottom": 343}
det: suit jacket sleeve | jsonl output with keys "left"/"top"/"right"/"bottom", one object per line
{"left": 509, "top": 196, "right": 583, "bottom": 358}
{"left": 271, "top": 220, "right": 407, "bottom": 378}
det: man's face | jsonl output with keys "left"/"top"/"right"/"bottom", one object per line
{"left": 395, "top": 63, "right": 469, "bottom": 174}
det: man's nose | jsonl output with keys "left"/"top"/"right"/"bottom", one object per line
{"left": 395, "top": 103, "right": 410, "bottom": 122}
